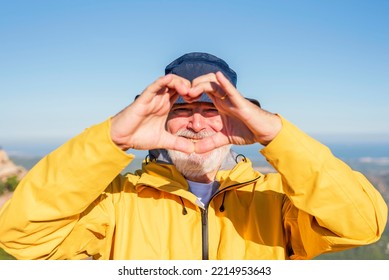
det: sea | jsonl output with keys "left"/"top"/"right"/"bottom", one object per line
{"left": 3, "top": 141, "right": 389, "bottom": 163}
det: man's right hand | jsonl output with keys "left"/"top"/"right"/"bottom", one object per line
{"left": 110, "top": 74, "right": 196, "bottom": 154}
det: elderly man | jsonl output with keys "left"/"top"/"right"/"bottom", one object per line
{"left": 0, "top": 52, "right": 387, "bottom": 260}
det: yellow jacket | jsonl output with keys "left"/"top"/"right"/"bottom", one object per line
{"left": 0, "top": 116, "right": 387, "bottom": 259}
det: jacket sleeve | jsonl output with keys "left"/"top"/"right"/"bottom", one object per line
{"left": 261, "top": 115, "right": 388, "bottom": 259}
{"left": 0, "top": 119, "right": 134, "bottom": 259}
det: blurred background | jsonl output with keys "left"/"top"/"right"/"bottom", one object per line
{"left": 0, "top": 0, "right": 388, "bottom": 259}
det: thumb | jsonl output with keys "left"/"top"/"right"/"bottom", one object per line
{"left": 163, "top": 133, "right": 195, "bottom": 154}
{"left": 193, "top": 133, "right": 229, "bottom": 154}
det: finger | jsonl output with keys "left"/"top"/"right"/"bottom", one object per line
{"left": 191, "top": 73, "right": 217, "bottom": 86}
{"left": 215, "top": 72, "right": 257, "bottom": 115}
{"left": 192, "top": 72, "right": 237, "bottom": 100}
{"left": 146, "top": 75, "right": 173, "bottom": 95}
{"left": 165, "top": 74, "right": 192, "bottom": 96}
{"left": 193, "top": 133, "right": 230, "bottom": 154}
{"left": 141, "top": 75, "right": 190, "bottom": 101}
{"left": 190, "top": 73, "right": 222, "bottom": 98}
{"left": 188, "top": 80, "right": 225, "bottom": 101}
{"left": 215, "top": 71, "right": 244, "bottom": 100}
{"left": 163, "top": 133, "right": 195, "bottom": 154}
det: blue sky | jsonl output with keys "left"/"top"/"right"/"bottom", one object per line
{"left": 1, "top": 0, "right": 388, "bottom": 155}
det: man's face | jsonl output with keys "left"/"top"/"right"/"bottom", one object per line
{"left": 166, "top": 102, "right": 230, "bottom": 182}
{"left": 166, "top": 102, "right": 223, "bottom": 138}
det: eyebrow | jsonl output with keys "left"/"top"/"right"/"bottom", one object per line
{"left": 172, "top": 103, "right": 216, "bottom": 109}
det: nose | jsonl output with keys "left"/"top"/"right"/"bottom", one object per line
{"left": 188, "top": 112, "right": 207, "bottom": 132}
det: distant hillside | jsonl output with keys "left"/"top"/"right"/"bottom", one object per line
{"left": 0, "top": 149, "right": 27, "bottom": 182}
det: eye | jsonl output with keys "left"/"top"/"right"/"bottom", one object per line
{"left": 203, "top": 108, "right": 219, "bottom": 117}
{"left": 172, "top": 107, "right": 193, "bottom": 117}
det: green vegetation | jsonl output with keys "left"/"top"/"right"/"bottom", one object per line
{"left": 0, "top": 248, "right": 16, "bottom": 260}
{"left": 315, "top": 229, "right": 389, "bottom": 260}
{"left": 0, "top": 176, "right": 19, "bottom": 195}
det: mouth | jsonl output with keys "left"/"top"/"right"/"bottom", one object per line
{"left": 182, "top": 137, "right": 201, "bottom": 143}
{"left": 176, "top": 130, "right": 214, "bottom": 143}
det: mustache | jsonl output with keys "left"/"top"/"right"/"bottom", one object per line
{"left": 175, "top": 129, "right": 215, "bottom": 139}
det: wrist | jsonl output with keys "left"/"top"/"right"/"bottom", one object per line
{"left": 109, "top": 116, "right": 133, "bottom": 151}
{"left": 256, "top": 113, "right": 282, "bottom": 146}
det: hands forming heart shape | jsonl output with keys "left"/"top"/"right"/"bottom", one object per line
{"left": 110, "top": 72, "right": 282, "bottom": 154}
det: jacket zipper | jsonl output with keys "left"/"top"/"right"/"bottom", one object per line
{"left": 201, "top": 208, "right": 208, "bottom": 260}
{"left": 139, "top": 170, "right": 261, "bottom": 260}
{"left": 199, "top": 175, "right": 261, "bottom": 260}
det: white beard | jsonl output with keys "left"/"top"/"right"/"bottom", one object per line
{"left": 167, "top": 129, "right": 231, "bottom": 180}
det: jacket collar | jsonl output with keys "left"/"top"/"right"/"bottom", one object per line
{"left": 136, "top": 149, "right": 262, "bottom": 194}
{"left": 148, "top": 148, "right": 242, "bottom": 170}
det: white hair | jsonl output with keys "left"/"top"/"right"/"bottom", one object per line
{"left": 167, "top": 129, "right": 231, "bottom": 180}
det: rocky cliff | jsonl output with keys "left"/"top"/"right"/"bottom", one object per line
{"left": 0, "top": 149, "right": 27, "bottom": 182}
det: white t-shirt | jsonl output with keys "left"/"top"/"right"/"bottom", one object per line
{"left": 187, "top": 179, "right": 219, "bottom": 208}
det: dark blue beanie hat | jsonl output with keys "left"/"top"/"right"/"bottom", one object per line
{"left": 165, "top": 52, "right": 237, "bottom": 86}
{"left": 165, "top": 52, "right": 260, "bottom": 107}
